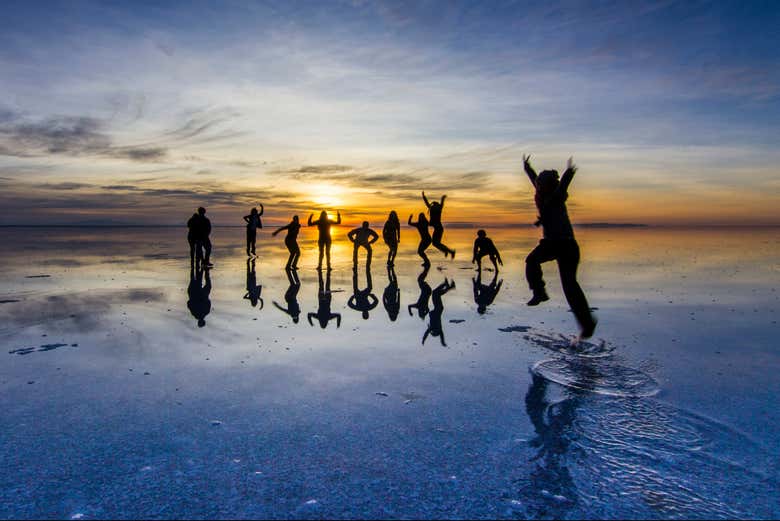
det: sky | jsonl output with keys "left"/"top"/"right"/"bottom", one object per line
{"left": 0, "top": 0, "right": 779, "bottom": 226}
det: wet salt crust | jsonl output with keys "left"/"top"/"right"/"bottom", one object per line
{"left": 0, "top": 226, "right": 778, "bottom": 519}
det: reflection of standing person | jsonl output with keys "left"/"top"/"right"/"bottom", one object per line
{"left": 308, "top": 210, "right": 341, "bottom": 271}
{"left": 408, "top": 212, "right": 432, "bottom": 267}
{"left": 472, "top": 229, "right": 503, "bottom": 272}
{"left": 521, "top": 155, "right": 597, "bottom": 339}
{"left": 382, "top": 211, "right": 401, "bottom": 267}
{"left": 473, "top": 270, "right": 503, "bottom": 315}
{"left": 308, "top": 268, "right": 341, "bottom": 328}
{"left": 273, "top": 268, "right": 301, "bottom": 323}
{"left": 272, "top": 215, "right": 301, "bottom": 270}
{"left": 348, "top": 266, "right": 378, "bottom": 320}
{"left": 243, "top": 258, "right": 263, "bottom": 308}
{"left": 383, "top": 265, "right": 400, "bottom": 321}
{"left": 347, "top": 221, "right": 379, "bottom": 269}
{"left": 243, "top": 205, "right": 264, "bottom": 256}
{"left": 422, "top": 191, "right": 455, "bottom": 259}
{"left": 408, "top": 264, "right": 432, "bottom": 319}
{"left": 423, "top": 278, "right": 455, "bottom": 346}
{"left": 187, "top": 264, "right": 212, "bottom": 328}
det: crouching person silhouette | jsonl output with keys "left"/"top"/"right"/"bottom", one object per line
{"left": 347, "top": 221, "right": 379, "bottom": 270}
{"left": 472, "top": 229, "right": 503, "bottom": 272}
{"left": 521, "top": 154, "right": 597, "bottom": 339}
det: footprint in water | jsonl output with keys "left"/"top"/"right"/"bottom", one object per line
{"left": 524, "top": 330, "right": 615, "bottom": 358}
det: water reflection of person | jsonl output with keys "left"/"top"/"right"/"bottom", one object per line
{"left": 308, "top": 268, "right": 341, "bottom": 328}
{"left": 383, "top": 265, "right": 400, "bottom": 321}
{"left": 348, "top": 265, "right": 378, "bottom": 320}
{"left": 473, "top": 270, "right": 503, "bottom": 315}
{"left": 522, "top": 373, "right": 580, "bottom": 518}
{"left": 187, "top": 265, "right": 212, "bottom": 327}
{"left": 273, "top": 268, "right": 301, "bottom": 323}
{"left": 408, "top": 264, "right": 432, "bottom": 319}
{"left": 422, "top": 278, "right": 455, "bottom": 346}
{"left": 243, "top": 257, "right": 263, "bottom": 309}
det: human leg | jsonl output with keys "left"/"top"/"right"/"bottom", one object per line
{"left": 556, "top": 240, "right": 596, "bottom": 337}
{"left": 525, "top": 240, "right": 556, "bottom": 305}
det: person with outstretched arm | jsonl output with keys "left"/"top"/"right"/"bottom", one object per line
{"left": 243, "top": 205, "right": 264, "bottom": 256}
{"left": 272, "top": 215, "right": 301, "bottom": 270}
{"left": 408, "top": 212, "right": 432, "bottom": 267}
{"left": 308, "top": 210, "right": 341, "bottom": 270}
{"left": 521, "top": 154, "right": 597, "bottom": 340}
{"left": 422, "top": 191, "right": 455, "bottom": 259}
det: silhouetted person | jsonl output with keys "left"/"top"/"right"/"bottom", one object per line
{"left": 187, "top": 211, "right": 201, "bottom": 267}
{"left": 522, "top": 373, "right": 580, "bottom": 518}
{"left": 187, "top": 264, "right": 212, "bottom": 327}
{"left": 243, "top": 205, "right": 264, "bottom": 256}
{"left": 472, "top": 229, "right": 503, "bottom": 272}
{"left": 308, "top": 210, "right": 341, "bottom": 270}
{"left": 422, "top": 191, "right": 455, "bottom": 259}
{"left": 273, "top": 268, "right": 301, "bottom": 323}
{"left": 522, "top": 155, "right": 597, "bottom": 339}
{"left": 382, "top": 210, "right": 401, "bottom": 267}
{"left": 243, "top": 258, "right": 263, "bottom": 309}
{"left": 408, "top": 264, "right": 432, "bottom": 319}
{"left": 348, "top": 221, "right": 379, "bottom": 269}
{"left": 423, "top": 278, "right": 455, "bottom": 346}
{"left": 308, "top": 268, "right": 341, "bottom": 328}
{"left": 272, "top": 215, "right": 301, "bottom": 270}
{"left": 383, "top": 265, "right": 400, "bottom": 321}
{"left": 188, "top": 206, "right": 213, "bottom": 267}
{"left": 408, "top": 212, "right": 432, "bottom": 267}
{"left": 348, "top": 266, "right": 378, "bottom": 320}
{"left": 473, "top": 270, "right": 503, "bottom": 315}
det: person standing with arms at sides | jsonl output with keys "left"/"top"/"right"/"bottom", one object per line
{"left": 422, "top": 191, "right": 455, "bottom": 259}
{"left": 347, "top": 221, "right": 379, "bottom": 269}
{"left": 243, "top": 205, "right": 264, "bottom": 257}
{"left": 272, "top": 215, "right": 301, "bottom": 270}
{"left": 187, "top": 210, "right": 201, "bottom": 267}
{"left": 408, "top": 212, "right": 432, "bottom": 267}
{"left": 472, "top": 229, "right": 503, "bottom": 272}
{"left": 382, "top": 210, "right": 401, "bottom": 267}
{"left": 308, "top": 210, "right": 341, "bottom": 271}
{"left": 521, "top": 154, "right": 597, "bottom": 340}
{"left": 190, "top": 206, "right": 213, "bottom": 268}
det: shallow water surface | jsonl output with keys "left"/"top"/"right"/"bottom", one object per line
{"left": 0, "top": 226, "right": 778, "bottom": 519}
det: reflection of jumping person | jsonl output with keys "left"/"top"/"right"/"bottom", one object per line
{"left": 273, "top": 268, "right": 301, "bottom": 323}
{"left": 423, "top": 278, "right": 455, "bottom": 346}
{"left": 422, "top": 191, "right": 455, "bottom": 259}
{"left": 243, "top": 205, "right": 264, "bottom": 256}
{"left": 243, "top": 257, "right": 263, "bottom": 308}
{"left": 472, "top": 229, "right": 503, "bottom": 272}
{"left": 522, "top": 155, "right": 597, "bottom": 339}
{"left": 308, "top": 210, "right": 341, "bottom": 271}
{"left": 408, "top": 212, "right": 432, "bottom": 267}
{"left": 272, "top": 215, "right": 301, "bottom": 270}
{"left": 347, "top": 221, "right": 379, "bottom": 269}
{"left": 382, "top": 211, "right": 401, "bottom": 267}
{"left": 383, "top": 265, "right": 400, "bottom": 321}
{"left": 308, "top": 268, "right": 341, "bottom": 329}
{"left": 187, "top": 264, "right": 212, "bottom": 328}
{"left": 473, "top": 270, "right": 503, "bottom": 315}
{"left": 348, "top": 266, "right": 378, "bottom": 320}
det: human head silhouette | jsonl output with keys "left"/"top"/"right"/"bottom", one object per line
{"left": 362, "top": 310, "right": 369, "bottom": 319}
{"left": 478, "top": 304, "right": 487, "bottom": 314}
{"left": 418, "top": 212, "right": 427, "bottom": 222}
{"left": 198, "top": 318, "right": 206, "bottom": 327}
{"left": 536, "top": 170, "right": 560, "bottom": 195}
{"left": 389, "top": 210, "right": 398, "bottom": 222}
{"left": 251, "top": 207, "right": 258, "bottom": 215}
{"left": 198, "top": 207, "right": 206, "bottom": 216}
{"left": 293, "top": 215, "right": 299, "bottom": 224}
{"left": 292, "top": 316, "right": 299, "bottom": 324}
{"left": 362, "top": 221, "right": 369, "bottom": 229}
{"left": 477, "top": 229, "right": 487, "bottom": 238}
{"left": 319, "top": 210, "right": 327, "bottom": 220}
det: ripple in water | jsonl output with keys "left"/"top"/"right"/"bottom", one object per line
{"left": 531, "top": 357, "right": 660, "bottom": 398}
{"left": 523, "top": 330, "right": 616, "bottom": 358}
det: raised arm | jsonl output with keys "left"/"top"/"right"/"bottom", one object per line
{"left": 307, "top": 214, "right": 314, "bottom": 226}
{"left": 258, "top": 204, "right": 264, "bottom": 216}
{"left": 408, "top": 214, "right": 415, "bottom": 226}
{"left": 307, "top": 312, "right": 316, "bottom": 326}
{"left": 422, "top": 191, "right": 431, "bottom": 208}
{"left": 440, "top": 194, "right": 446, "bottom": 207}
{"left": 558, "top": 157, "right": 577, "bottom": 194}
{"left": 334, "top": 313, "right": 341, "bottom": 327}
{"left": 334, "top": 211, "right": 342, "bottom": 225}
{"left": 522, "top": 154, "right": 538, "bottom": 186}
